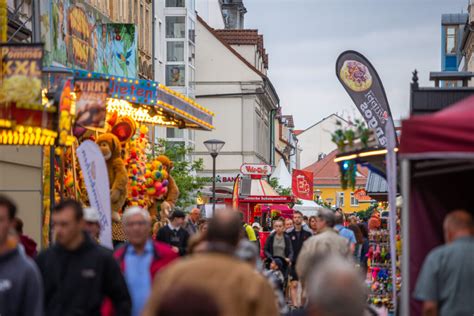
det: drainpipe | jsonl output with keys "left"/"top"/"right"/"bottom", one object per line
{"left": 269, "top": 108, "right": 277, "bottom": 166}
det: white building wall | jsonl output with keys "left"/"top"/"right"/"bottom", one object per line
{"left": 298, "top": 115, "right": 349, "bottom": 168}
{"left": 194, "top": 19, "right": 270, "bottom": 184}
{"left": 196, "top": 0, "right": 225, "bottom": 28}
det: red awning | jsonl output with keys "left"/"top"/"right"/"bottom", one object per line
{"left": 399, "top": 95, "right": 474, "bottom": 159}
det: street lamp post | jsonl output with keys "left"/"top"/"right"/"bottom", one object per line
{"left": 204, "top": 139, "right": 225, "bottom": 216}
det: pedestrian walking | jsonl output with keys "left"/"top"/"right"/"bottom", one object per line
{"left": 108, "top": 206, "right": 178, "bottom": 316}
{"left": 414, "top": 210, "right": 474, "bottom": 316}
{"left": 296, "top": 208, "right": 351, "bottom": 285}
{"left": 143, "top": 209, "right": 278, "bottom": 316}
{"left": 334, "top": 209, "right": 357, "bottom": 254}
{"left": 35, "top": 199, "right": 131, "bottom": 316}
{"left": 284, "top": 217, "right": 294, "bottom": 231}
{"left": 239, "top": 212, "right": 257, "bottom": 243}
{"left": 348, "top": 223, "right": 364, "bottom": 263}
{"left": 251, "top": 222, "right": 262, "bottom": 254}
{"left": 184, "top": 207, "right": 201, "bottom": 236}
{"left": 13, "top": 216, "right": 38, "bottom": 257}
{"left": 156, "top": 209, "right": 189, "bottom": 256}
{"left": 0, "top": 196, "right": 43, "bottom": 316}
{"left": 83, "top": 207, "right": 101, "bottom": 241}
{"left": 286, "top": 210, "right": 312, "bottom": 308}
{"left": 358, "top": 223, "right": 370, "bottom": 274}
{"left": 308, "top": 216, "right": 318, "bottom": 235}
{"left": 264, "top": 218, "right": 293, "bottom": 266}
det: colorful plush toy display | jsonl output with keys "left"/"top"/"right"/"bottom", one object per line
{"left": 96, "top": 133, "right": 128, "bottom": 221}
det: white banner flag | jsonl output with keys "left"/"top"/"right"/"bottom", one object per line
{"left": 77, "top": 140, "right": 113, "bottom": 249}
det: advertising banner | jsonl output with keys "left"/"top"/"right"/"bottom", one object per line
{"left": 292, "top": 169, "right": 314, "bottom": 201}
{"left": 0, "top": 43, "right": 45, "bottom": 128}
{"left": 74, "top": 79, "right": 109, "bottom": 128}
{"left": 77, "top": 140, "right": 112, "bottom": 249}
{"left": 336, "top": 51, "right": 396, "bottom": 147}
{"left": 42, "top": 1, "right": 137, "bottom": 77}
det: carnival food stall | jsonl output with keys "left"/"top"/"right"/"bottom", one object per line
{"left": 399, "top": 95, "right": 474, "bottom": 316}
{"left": 227, "top": 163, "right": 294, "bottom": 225}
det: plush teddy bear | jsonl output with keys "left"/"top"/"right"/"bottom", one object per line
{"left": 96, "top": 133, "right": 128, "bottom": 221}
{"left": 156, "top": 155, "right": 179, "bottom": 207}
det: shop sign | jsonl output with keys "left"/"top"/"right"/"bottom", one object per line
{"left": 336, "top": 51, "right": 397, "bottom": 147}
{"left": 292, "top": 169, "right": 314, "bottom": 201}
{"left": 56, "top": 78, "right": 75, "bottom": 146}
{"left": 239, "top": 195, "right": 293, "bottom": 203}
{"left": 240, "top": 163, "right": 272, "bottom": 176}
{"left": 0, "top": 43, "right": 51, "bottom": 129}
{"left": 354, "top": 188, "right": 372, "bottom": 201}
{"left": 74, "top": 79, "right": 109, "bottom": 128}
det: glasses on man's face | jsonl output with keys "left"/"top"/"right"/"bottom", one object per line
{"left": 125, "top": 221, "right": 147, "bottom": 228}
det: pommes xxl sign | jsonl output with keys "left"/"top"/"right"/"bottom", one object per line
{"left": 336, "top": 51, "right": 396, "bottom": 147}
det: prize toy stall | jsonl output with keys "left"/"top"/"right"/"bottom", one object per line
{"left": 47, "top": 69, "right": 215, "bottom": 246}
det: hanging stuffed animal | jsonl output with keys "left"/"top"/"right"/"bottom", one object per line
{"left": 96, "top": 133, "right": 128, "bottom": 222}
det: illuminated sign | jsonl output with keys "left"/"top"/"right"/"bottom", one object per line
{"left": 240, "top": 163, "right": 272, "bottom": 176}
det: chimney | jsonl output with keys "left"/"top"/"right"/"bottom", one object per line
{"left": 221, "top": 0, "right": 247, "bottom": 29}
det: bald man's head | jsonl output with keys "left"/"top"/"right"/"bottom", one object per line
{"left": 443, "top": 210, "right": 474, "bottom": 243}
{"left": 189, "top": 208, "right": 201, "bottom": 222}
{"left": 207, "top": 209, "right": 241, "bottom": 249}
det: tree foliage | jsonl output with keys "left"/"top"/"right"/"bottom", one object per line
{"left": 153, "top": 139, "right": 207, "bottom": 208}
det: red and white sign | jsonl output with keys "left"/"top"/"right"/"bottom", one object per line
{"left": 240, "top": 163, "right": 272, "bottom": 176}
{"left": 292, "top": 169, "right": 314, "bottom": 201}
{"left": 354, "top": 189, "right": 372, "bottom": 201}
{"left": 239, "top": 195, "right": 293, "bottom": 203}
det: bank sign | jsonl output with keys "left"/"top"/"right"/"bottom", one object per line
{"left": 336, "top": 51, "right": 397, "bottom": 147}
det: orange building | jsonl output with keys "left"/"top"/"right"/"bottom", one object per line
{"left": 304, "top": 150, "right": 372, "bottom": 213}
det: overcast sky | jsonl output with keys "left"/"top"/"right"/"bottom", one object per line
{"left": 244, "top": 0, "right": 468, "bottom": 129}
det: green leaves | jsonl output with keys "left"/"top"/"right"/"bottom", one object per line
{"left": 152, "top": 139, "right": 207, "bottom": 208}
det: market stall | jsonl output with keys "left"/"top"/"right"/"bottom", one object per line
{"left": 399, "top": 95, "right": 474, "bottom": 316}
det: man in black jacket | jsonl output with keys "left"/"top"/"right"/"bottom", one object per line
{"left": 286, "top": 211, "right": 313, "bottom": 308}
{"left": 36, "top": 199, "right": 131, "bottom": 316}
{"left": 156, "top": 210, "right": 189, "bottom": 256}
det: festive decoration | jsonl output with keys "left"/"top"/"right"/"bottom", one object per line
{"left": 95, "top": 133, "right": 128, "bottom": 220}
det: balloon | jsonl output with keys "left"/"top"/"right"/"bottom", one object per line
{"left": 154, "top": 171, "right": 162, "bottom": 180}
{"left": 154, "top": 182, "right": 162, "bottom": 190}
{"left": 162, "top": 179, "right": 169, "bottom": 187}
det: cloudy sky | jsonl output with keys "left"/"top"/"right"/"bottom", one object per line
{"left": 244, "top": 0, "right": 468, "bottom": 129}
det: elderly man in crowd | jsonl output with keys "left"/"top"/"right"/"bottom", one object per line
{"left": 184, "top": 207, "right": 201, "bottom": 236}
{"left": 108, "top": 207, "right": 178, "bottom": 316}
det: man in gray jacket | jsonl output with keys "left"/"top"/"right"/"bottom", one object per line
{"left": 0, "top": 195, "right": 43, "bottom": 316}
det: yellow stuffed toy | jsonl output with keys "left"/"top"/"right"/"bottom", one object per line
{"left": 96, "top": 133, "right": 128, "bottom": 222}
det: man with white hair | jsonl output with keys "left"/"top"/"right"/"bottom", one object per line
{"left": 305, "top": 255, "right": 367, "bottom": 316}
{"left": 109, "top": 206, "right": 178, "bottom": 316}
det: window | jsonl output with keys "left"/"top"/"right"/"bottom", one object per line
{"left": 188, "top": 18, "right": 195, "bottom": 43}
{"left": 167, "top": 41, "right": 185, "bottom": 62}
{"left": 166, "top": 127, "right": 184, "bottom": 138}
{"left": 446, "top": 26, "right": 457, "bottom": 55}
{"left": 336, "top": 192, "right": 345, "bottom": 207}
{"left": 188, "top": 42, "right": 195, "bottom": 65}
{"left": 350, "top": 192, "right": 359, "bottom": 206}
{"left": 166, "top": 141, "right": 186, "bottom": 161}
{"left": 166, "top": 0, "right": 185, "bottom": 7}
{"left": 166, "top": 65, "right": 185, "bottom": 86}
{"left": 145, "top": 8, "right": 150, "bottom": 52}
{"left": 166, "top": 16, "right": 185, "bottom": 38}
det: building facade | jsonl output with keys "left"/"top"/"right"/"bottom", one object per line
{"left": 193, "top": 16, "right": 279, "bottom": 187}
{"left": 304, "top": 150, "right": 370, "bottom": 213}
{"left": 296, "top": 114, "right": 350, "bottom": 169}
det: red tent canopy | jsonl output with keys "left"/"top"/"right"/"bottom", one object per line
{"left": 400, "top": 95, "right": 474, "bottom": 158}
{"left": 399, "top": 95, "right": 474, "bottom": 315}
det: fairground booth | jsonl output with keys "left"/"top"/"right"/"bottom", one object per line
{"left": 399, "top": 95, "right": 474, "bottom": 315}
{"left": 226, "top": 163, "right": 294, "bottom": 229}
{"left": 0, "top": 43, "right": 214, "bottom": 247}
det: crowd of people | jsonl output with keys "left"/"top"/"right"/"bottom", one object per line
{"left": 0, "top": 193, "right": 473, "bottom": 316}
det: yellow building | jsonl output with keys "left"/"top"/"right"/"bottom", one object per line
{"left": 305, "top": 150, "right": 372, "bottom": 213}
